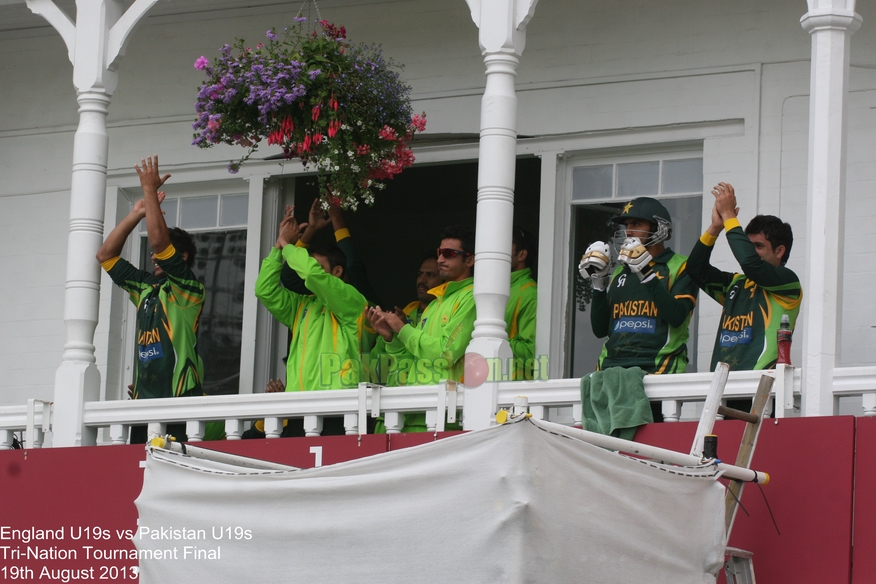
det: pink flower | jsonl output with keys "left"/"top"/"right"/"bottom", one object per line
{"left": 207, "top": 120, "right": 220, "bottom": 132}
{"left": 410, "top": 113, "right": 427, "bottom": 133}
{"left": 378, "top": 126, "right": 397, "bottom": 140}
{"left": 194, "top": 56, "right": 209, "bottom": 70}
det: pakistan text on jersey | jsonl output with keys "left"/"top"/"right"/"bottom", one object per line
{"left": 138, "top": 327, "right": 162, "bottom": 345}
{"left": 721, "top": 311, "right": 755, "bottom": 332}
{"left": 612, "top": 300, "right": 658, "bottom": 319}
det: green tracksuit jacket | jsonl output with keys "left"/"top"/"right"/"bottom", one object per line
{"left": 383, "top": 278, "right": 477, "bottom": 386}
{"left": 506, "top": 268, "right": 538, "bottom": 380}
{"left": 687, "top": 218, "right": 802, "bottom": 371}
{"left": 255, "top": 245, "right": 369, "bottom": 390}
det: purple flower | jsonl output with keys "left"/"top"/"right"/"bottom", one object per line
{"left": 308, "top": 69, "right": 321, "bottom": 80}
{"left": 294, "top": 16, "right": 307, "bottom": 23}
{"left": 194, "top": 56, "right": 210, "bottom": 70}
{"left": 266, "top": 29, "right": 277, "bottom": 41}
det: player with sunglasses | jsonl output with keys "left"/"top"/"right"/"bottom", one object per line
{"left": 367, "top": 225, "right": 476, "bottom": 432}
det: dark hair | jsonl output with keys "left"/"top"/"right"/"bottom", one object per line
{"left": 745, "top": 215, "right": 793, "bottom": 265}
{"left": 512, "top": 226, "right": 536, "bottom": 267}
{"left": 310, "top": 243, "right": 347, "bottom": 275}
{"left": 421, "top": 250, "right": 439, "bottom": 263}
{"left": 169, "top": 227, "right": 197, "bottom": 268}
{"left": 440, "top": 225, "right": 476, "bottom": 255}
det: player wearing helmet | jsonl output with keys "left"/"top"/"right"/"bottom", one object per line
{"left": 579, "top": 197, "right": 699, "bottom": 374}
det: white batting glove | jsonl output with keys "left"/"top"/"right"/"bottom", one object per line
{"left": 579, "top": 241, "right": 612, "bottom": 291}
{"left": 617, "top": 237, "right": 655, "bottom": 282}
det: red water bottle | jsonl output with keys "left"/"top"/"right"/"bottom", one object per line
{"left": 777, "top": 314, "right": 792, "bottom": 365}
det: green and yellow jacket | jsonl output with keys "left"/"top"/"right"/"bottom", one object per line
{"left": 102, "top": 245, "right": 205, "bottom": 400}
{"left": 506, "top": 268, "right": 538, "bottom": 380}
{"left": 687, "top": 218, "right": 802, "bottom": 371}
{"left": 255, "top": 245, "right": 369, "bottom": 390}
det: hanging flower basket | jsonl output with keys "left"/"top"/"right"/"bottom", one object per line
{"left": 192, "top": 18, "right": 426, "bottom": 209}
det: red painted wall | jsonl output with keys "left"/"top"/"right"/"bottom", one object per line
{"left": 0, "top": 417, "right": 862, "bottom": 582}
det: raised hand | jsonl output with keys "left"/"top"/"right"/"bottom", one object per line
{"left": 276, "top": 206, "right": 306, "bottom": 248}
{"left": 135, "top": 155, "right": 171, "bottom": 194}
{"left": 133, "top": 191, "right": 166, "bottom": 216}
{"left": 307, "top": 198, "right": 331, "bottom": 232}
{"left": 711, "top": 182, "right": 739, "bottom": 222}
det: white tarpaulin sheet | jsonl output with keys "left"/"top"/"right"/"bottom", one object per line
{"left": 135, "top": 417, "right": 725, "bottom": 583}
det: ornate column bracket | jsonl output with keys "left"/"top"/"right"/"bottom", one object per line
{"left": 799, "top": 0, "right": 861, "bottom": 417}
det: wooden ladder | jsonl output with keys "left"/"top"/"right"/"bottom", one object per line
{"left": 690, "top": 364, "right": 774, "bottom": 584}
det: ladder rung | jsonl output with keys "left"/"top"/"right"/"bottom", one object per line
{"left": 718, "top": 405, "right": 759, "bottom": 424}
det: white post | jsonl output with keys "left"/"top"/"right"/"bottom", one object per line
{"left": 27, "top": 0, "right": 160, "bottom": 446}
{"left": 799, "top": 1, "right": 861, "bottom": 417}
{"left": 463, "top": 0, "right": 540, "bottom": 431}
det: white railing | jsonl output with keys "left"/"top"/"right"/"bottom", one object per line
{"left": 0, "top": 399, "right": 51, "bottom": 449}
{"left": 3, "top": 365, "right": 876, "bottom": 449}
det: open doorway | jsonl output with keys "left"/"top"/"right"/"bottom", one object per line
{"left": 291, "top": 157, "right": 542, "bottom": 310}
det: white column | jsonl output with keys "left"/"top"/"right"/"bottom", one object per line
{"left": 799, "top": 1, "right": 861, "bottom": 417}
{"left": 462, "top": 0, "right": 539, "bottom": 431}
{"left": 28, "top": 0, "right": 159, "bottom": 446}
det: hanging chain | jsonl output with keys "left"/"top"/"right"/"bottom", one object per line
{"left": 296, "top": 0, "right": 322, "bottom": 32}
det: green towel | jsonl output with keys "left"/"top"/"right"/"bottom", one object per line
{"left": 581, "top": 367, "right": 653, "bottom": 441}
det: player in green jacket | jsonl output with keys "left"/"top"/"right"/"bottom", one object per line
{"left": 579, "top": 197, "right": 699, "bottom": 374}
{"left": 687, "top": 182, "right": 802, "bottom": 371}
{"left": 255, "top": 206, "right": 370, "bottom": 391}
{"left": 97, "top": 155, "right": 217, "bottom": 442}
{"left": 506, "top": 227, "right": 538, "bottom": 380}
{"left": 367, "top": 226, "right": 476, "bottom": 432}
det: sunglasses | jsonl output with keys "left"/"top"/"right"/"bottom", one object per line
{"left": 437, "top": 248, "right": 470, "bottom": 259}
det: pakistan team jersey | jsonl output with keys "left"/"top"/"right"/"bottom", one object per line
{"left": 687, "top": 219, "right": 802, "bottom": 371}
{"left": 102, "top": 245, "right": 205, "bottom": 399}
{"left": 591, "top": 248, "right": 698, "bottom": 374}
{"left": 255, "top": 245, "right": 369, "bottom": 391}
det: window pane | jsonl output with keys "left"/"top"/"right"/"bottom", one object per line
{"left": 662, "top": 158, "right": 703, "bottom": 194}
{"left": 179, "top": 196, "right": 218, "bottom": 229}
{"left": 572, "top": 165, "right": 613, "bottom": 201}
{"left": 220, "top": 194, "right": 248, "bottom": 227}
{"left": 138, "top": 198, "right": 177, "bottom": 232}
{"left": 617, "top": 161, "right": 659, "bottom": 198}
